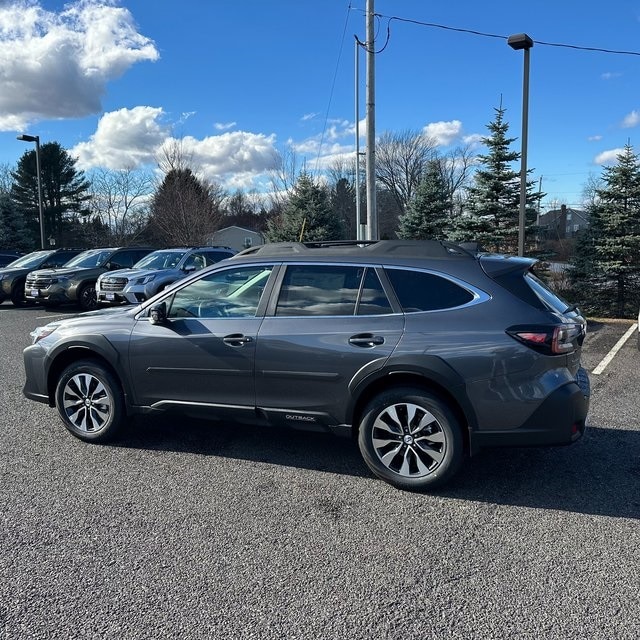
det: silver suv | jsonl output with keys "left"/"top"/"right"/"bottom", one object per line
{"left": 23, "top": 240, "right": 590, "bottom": 491}
{"left": 96, "top": 246, "right": 235, "bottom": 305}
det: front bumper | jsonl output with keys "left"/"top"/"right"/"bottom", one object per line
{"left": 25, "top": 283, "right": 74, "bottom": 305}
{"left": 23, "top": 343, "right": 51, "bottom": 405}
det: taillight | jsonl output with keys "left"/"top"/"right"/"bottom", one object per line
{"left": 506, "top": 323, "right": 583, "bottom": 355}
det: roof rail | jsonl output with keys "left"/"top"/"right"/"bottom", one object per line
{"left": 233, "top": 239, "right": 474, "bottom": 259}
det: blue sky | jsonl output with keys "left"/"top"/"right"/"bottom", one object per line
{"left": 2, "top": 0, "right": 640, "bottom": 210}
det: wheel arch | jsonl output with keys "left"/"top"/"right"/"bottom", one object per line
{"left": 349, "top": 369, "right": 476, "bottom": 455}
{"left": 46, "top": 344, "right": 129, "bottom": 410}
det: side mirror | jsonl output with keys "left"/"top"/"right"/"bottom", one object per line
{"left": 183, "top": 265, "right": 197, "bottom": 273}
{"left": 149, "top": 301, "right": 167, "bottom": 325}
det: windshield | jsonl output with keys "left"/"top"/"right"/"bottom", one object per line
{"left": 134, "top": 250, "right": 187, "bottom": 270}
{"left": 64, "top": 249, "right": 115, "bottom": 269}
{"left": 4, "top": 250, "right": 53, "bottom": 269}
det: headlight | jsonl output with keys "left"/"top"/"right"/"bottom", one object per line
{"left": 136, "top": 274, "right": 156, "bottom": 285}
{"left": 30, "top": 323, "right": 59, "bottom": 344}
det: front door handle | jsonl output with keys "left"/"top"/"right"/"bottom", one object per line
{"left": 349, "top": 334, "right": 384, "bottom": 348}
{"left": 223, "top": 334, "right": 253, "bottom": 347}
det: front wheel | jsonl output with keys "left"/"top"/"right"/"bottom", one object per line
{"left": 78, "top": 282, "right": 97, "bottom": 311}
{"left": 358, "top": 388, "right": 463, "bottom": 491}
{"left": 55, "top": 360, "right": 125, "bottom": 442}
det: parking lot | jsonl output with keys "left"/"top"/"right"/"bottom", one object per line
{"left": 1, "top": 302, "right": 638, "bottom": 639}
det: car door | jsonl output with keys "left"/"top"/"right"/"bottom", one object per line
{"left": 254, "top": 264, "right": 404, "bottom": 427}
{"left": 128, "top": 264, "right": 276, "bottom": 416}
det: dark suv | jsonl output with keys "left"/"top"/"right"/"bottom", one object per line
{"left": 0, "top": 248, "right": 84, "bottom": 306}
{"left": 25, "top": 247, "right": 153, "bottom": 311}
{"left": 23, "top": 240, "right": 590, "bottom": 491}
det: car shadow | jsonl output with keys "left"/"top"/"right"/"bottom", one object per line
{"left": 116, "top": 416, "right": 639, "bottom": 520}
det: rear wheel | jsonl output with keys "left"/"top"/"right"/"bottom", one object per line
{"left": 358, "top": 387, "right": 463, "bottom": 491}
{"left": 55, "top": 360, "right": 125, "bottom": 442}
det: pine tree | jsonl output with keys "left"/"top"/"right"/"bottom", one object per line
{"left": 0, "top": 193, "right": 34, "bottom": 251}
{"left": 397, "top": 161, "right": 452, "bottom": 240}
{"left": 570, "top": 143, "right": 640, "bottom": 317}
{"left": 455, "top": 105, "right": 540, "bottom": 253}
{"left": 148, "top": 168, "right": 223, "bottom": 245}
{"left": 11, "top": 142, "right": 91, "bottom": 244}
{"left": 266, "top": 173, "right": 343, "bottom": 242}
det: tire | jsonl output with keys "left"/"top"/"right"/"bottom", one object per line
{"left": 78, "top": 282, "right": 97, "bottom": 311}
{"left": 10, "top": 282, "right": 27, "bottom": 307}
{"left": 358, "top": 387, "right": 463, "bottom": 491}
{"left": 55, "top": 359, "right": 125, "bottom": 443}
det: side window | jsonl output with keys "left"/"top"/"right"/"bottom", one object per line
{"left": 356, "top": 269, "right": 393, "bottom": 316}
{"left": 385, "top": 268, "right": 474, "bottom": 312}
{"left": 203, "top": 251, "right": 232, "bottom": 266}
{"left": 275, "top": 265, "right": 363, "bottom": 316}
{"left": 183, "top": 253, "right": 207, "bottom": 270}
{"left": 48, "top": 253, "right": 75, "bottom": 267}
{"left": 110, "top": 250, "right": 136, "bottom": 269}
{"left": 166, "top": 266, "right": 273, "bottom": 319}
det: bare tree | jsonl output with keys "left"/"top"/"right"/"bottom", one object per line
{"left": 375, "top": 130, "right": 438, "bottom": 212}
{"left": 88, "top": 167, "right": 154, "bottom": 243}
{"left": 268, "top": 146, "right": 303, "bottom": 210}
{"left": 0, "top": 162, "right": 15, "bottom": 194}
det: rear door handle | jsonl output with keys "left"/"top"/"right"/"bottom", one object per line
{"left": 223, "top": 334, "right": 253, "bottom": 347}
{"left": 349, "top": 334, "right": 384, "bottom": 348}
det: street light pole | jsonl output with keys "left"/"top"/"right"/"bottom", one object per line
{"left": 16, "top": 134, "right": 45, "bottom": 250}
{"left": 508, "top": 33, "right": 534, "bottom": 257}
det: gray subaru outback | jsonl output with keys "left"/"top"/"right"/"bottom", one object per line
{"left": 23, "top": 240, "right": 590, "bottom": 491}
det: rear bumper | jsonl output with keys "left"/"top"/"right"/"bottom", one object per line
{"left": 471, "top": 380, "right": 589, "bottom": 449}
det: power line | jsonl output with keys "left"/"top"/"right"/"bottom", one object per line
{"left": 361, "top": 12, "right": 640, "bottom": 57}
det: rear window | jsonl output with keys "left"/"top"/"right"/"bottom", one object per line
{"left": 525, "top": 272, "right": 570, "bottom": 313}
{"left": 385, "top": 268, "right": 474, "bottom": 312}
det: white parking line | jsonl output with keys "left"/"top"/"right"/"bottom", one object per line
{"left": 592, "top": 323, "right": 638, "bottom": 375}
{"left": 35, "top": 313, "right": 76, "bottom": 320}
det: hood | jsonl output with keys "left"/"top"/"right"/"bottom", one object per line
{"left": 30, "top": 304, "right": 139, "bottom": 343}
{"left": 100, "top": 267, "right": 166, "bottom": 281}
{"left": 31, "top": 266, "right": 103, "bottom": 277}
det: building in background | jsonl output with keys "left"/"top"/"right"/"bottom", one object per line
{"left": 209, "top": 226, "right": 265, "bottom": 252}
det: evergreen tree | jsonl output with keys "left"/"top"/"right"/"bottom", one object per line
{"left": 455, "top": 106, "right": 540, "bottom": 253}
{"left": 0, "top": 193, "right": 34, "bottom": 251}
{"left": 570, "top": 143, "right": 640, "bottom": 317}
{"left": 266, "top": 173, "right": 343, "bottom": 242}
{"left": 330, "top": 177, "right": 356, "bottom": 239}
{"left": 147, "top": 168, "right": 224, "bottom": 245}
{"left": 397, "top": 161, "right": 452, "bottom": 240}
{"left": 11, "top": 142, "right": 91, "bottom": 245}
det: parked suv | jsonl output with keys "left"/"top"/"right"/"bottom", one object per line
{"left": 23, "top": 240, "right": 590, "bottom": 491}
{"left": 0, "top": 248, "right": 84, "bottom": 306}
{"left": 25, "top": 247, "right": 153, "bottom": 311}
{"left": 96, "top": 246, "right": 235, "bottom": 305}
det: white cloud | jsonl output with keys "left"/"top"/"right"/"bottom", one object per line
{"left": 214, "top": 121, "right": 236, "bottom": 131}
{"left": 72, "top": 106, "right": 170, "bottom": 169}
{"left": 622, "top": 110, "right": 640, "bottom": 128}
{"left": 0, "top": 0, "right": 158, "bottom": 131}
{"left": 72, "top": 106, "right": 280, "bottom": 188}
{"left": 601, "top": 72, "right": 621, "bottom": 80}
{"left": 301, "top": 113, "right": 318, "bottom": 122}
{"left": 588, "top": 135, "right": 603, "bottom": 142}
{"left": 594, "top": 148, "right": 624, "bottom": 165}
{"left": 462, "top": 133, "right": 483, "bottom": 147}
{"left": 423, "top": 120, "right": 463, "bottom": 146}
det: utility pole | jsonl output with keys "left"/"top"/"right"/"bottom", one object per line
{"left": 365, "top": 0, "right": 377, "bottom": 240}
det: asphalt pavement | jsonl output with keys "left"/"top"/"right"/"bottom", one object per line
{"left": 1, "top": 303, "right": 638, "bottom": 639}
